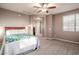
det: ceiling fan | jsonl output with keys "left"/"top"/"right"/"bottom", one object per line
{"left": 33, "top": 3, "right": 56, "bottom": 13}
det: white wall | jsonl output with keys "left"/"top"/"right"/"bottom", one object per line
{"left": 0, "top": 8, "right": 30, "bottom": 27}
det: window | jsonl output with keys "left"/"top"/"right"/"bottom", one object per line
{"left": 63, "top": 13, "right": 79, "bottom": 32}
{"left": 76, "top": 13, "right": 79, "bottom": 32}
{"left": 63, "top": 14, "right": 75, "bottom": 31}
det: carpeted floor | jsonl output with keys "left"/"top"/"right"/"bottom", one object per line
{"left": 27, "top": 38, "right": 79, "bottom": 55}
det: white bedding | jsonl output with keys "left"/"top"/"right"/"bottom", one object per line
{"left": 5, "top": 37, "right": 39, "bottom": 55}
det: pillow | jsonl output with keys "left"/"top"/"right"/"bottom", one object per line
{"left": 6, "top": 29, "right": 27, "bottom": 35}
{"left": 5, "top": 26, "right": 33, "bottom": 36}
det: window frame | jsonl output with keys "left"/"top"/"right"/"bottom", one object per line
{"left": 62, "top": 14, "right": 75, "bottom": 32}
{"left": 62, "top": 13, "right": 79, "bottom": 32}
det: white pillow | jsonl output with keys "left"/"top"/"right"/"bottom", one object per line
{"left": 6, "top": 29, "right": 27, "bottom": 35}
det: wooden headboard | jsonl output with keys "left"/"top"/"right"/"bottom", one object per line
{"left": 5, "top": 27, "right": 25, "bottom": 30}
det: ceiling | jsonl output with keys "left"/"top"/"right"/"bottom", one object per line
{"left": 0, "top": 3, "right": 79, "bottom": 15}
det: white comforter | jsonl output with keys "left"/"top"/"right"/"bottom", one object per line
{"left": 5, "top": 37, "right": 39, "bottom": 55}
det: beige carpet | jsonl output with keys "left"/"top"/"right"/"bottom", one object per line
{"left": 27, "top": 38, "right": 79, "bottom": 55}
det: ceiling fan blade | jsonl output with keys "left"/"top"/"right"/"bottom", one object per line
{"left": 47, "top": 6, "right": 56, "bottom": 9}
{"left": 33, "top": 6, "right": 41, "bottom": 8}
{"left": 33, "top": 8, "right": 39, "bottom": 14}
{"left": 37, "top": 10, "right": 42, "bottom": 13}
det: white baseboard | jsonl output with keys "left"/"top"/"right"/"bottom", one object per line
{"left": 41, "top": 37, "right": 79, "bottom": 45}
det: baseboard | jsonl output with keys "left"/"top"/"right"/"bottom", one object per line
{"left": 41, "top": 37, "right": 79, "bottom": 45}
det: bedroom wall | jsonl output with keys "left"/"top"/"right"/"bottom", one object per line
{"left": 0, "top": 8, "right": 30, "bottom": 39}
{"left": 0, "top": 8, "right": 30, "bottom": 27}
{"left": 46, "top": 15, "right": 54, "bottom": 38}
{"left": 54, "top": 9, "right": 79, "bottom": 42}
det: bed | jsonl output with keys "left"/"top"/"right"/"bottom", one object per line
{"left": 0, "top": 39, "right": 4, "bottom": 55}
{"left": 4, "top": 27, "right": 39, "bottom": 55}
{"left": 0, "top": 40, "right": 2, "bottom": 55}
{"left": 0, "top": 39, "right": 2, "bottom": 50}
{"left": 0, "top": 27, "right": 5, "bottom": 55}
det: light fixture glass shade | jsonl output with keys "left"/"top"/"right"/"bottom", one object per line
{"left": 41, "top": 9, "right": 47, "bottom": 12}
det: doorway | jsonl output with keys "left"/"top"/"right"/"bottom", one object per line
{"left": 34, "top": 18, "right": 43, "bottom": 37}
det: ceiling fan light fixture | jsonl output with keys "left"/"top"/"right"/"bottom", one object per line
{"left": 41, "top": 9, "right": 47, "bottom": 12}
{"left": 33, "top": 3, "right": 56, "bottom": 14}
{"left": 43, "top": 4, "right": 47, "bottom": 8}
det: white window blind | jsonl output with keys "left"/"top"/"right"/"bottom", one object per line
{"left": 76, "top": 13, "right": 79, "bottom": 32}
{"left": 63, "top": 14, "right": 75, "bottom": 31}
